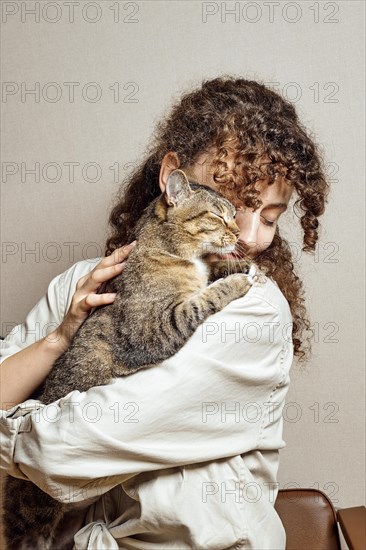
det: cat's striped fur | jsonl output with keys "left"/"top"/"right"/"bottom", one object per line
{"left": 3, "top": 169, "right": 255, "bottom": 549}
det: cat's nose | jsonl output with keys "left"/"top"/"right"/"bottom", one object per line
{"left": 229, "top": 223, "right": 240, "bottom": 238}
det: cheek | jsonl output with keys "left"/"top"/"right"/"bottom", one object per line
{"left": 257, "top": 226, "right": 276, "bottom": 251}
{"left": 235, "top": 213, "right": 277, "bottom": 256}
{"left": 237, "top": 223, "right": 276, "bottom": 255}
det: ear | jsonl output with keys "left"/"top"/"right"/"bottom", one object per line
{"left": 159, "top": 151, "right": 180, "bottom": 194}
{"left": 165, "top": 169, "right": 192, "bottom": 207}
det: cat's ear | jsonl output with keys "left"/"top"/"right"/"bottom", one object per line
{"left": 164, "top": 169, "right": 192, "bottom": 207}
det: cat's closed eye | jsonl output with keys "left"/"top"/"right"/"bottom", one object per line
{"left": 209, "top": 211, "right": 227, "bottom": 221}
{"left": 209, "top": 211, "right": 235, "bottom": 224}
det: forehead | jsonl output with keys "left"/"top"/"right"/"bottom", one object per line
{"left": 189, "top": 149, "right": 293, "bottom": 206}
{"left": 255, "top": 177, "right": 293, "bottom": 206}
{"left": 192, "top": 178, "right": 292, "bottom": 211}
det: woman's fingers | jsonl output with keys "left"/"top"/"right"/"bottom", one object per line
{"left": 100, "top": 241, "right": 137, "bottom": 268}
{"left": 74, "top": 290, "right": 117, "bottom": 314}
{"left": 60, "top": 289, "right": 118, "bottom": 341}
{"left": 59, "top": 242, "right": 137, "bottom": 347}
{"left": 79, "top": 262, "right": 125, "bottom": 290}
{"left": 84, "top": 291, "right": 117, "bottom": 308}
{"left": 77, "top": 242, "right": 137, "bottom": 292}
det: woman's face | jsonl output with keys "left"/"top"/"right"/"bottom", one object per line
{"left": 184, "top": 150, "right": 293, "bottom": 260}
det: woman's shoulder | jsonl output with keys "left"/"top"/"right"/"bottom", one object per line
{"left": 253, "top": 276, "right": 290, "bottom": 311}
{"left": 245, "top": 274, "right": 292, "bottom": 323}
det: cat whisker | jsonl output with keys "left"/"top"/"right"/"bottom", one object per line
{"left": 221, "top": 255, "right": 245, "bottom": 276}
{"left": 235, "top": 241, "right": 257, "bottom": 261}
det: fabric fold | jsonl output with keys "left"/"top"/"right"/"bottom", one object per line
{"left": 73, "top": 520, "right": 119, "bottom": 550}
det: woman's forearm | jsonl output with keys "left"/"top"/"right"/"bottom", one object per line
{"left": 0, "top": 330, "right": 68, "bottom": 407}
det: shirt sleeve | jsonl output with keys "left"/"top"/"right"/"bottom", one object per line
{"left": 0, "top": 271, "right": 66, "bottom": 363}
{"left": 0, "top": 258, "right": 101, "bottom": 364}
{"left": 0, "top": 277, "right": 293, "bottom": 504}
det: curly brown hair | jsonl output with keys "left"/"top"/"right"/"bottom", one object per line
{"left": 105, "top": 76, "right": 329, "bottom": 360}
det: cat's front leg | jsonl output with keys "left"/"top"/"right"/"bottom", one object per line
{"left": 171, "top": 272, "right": 255, "bottom": 341}
{"left": 205, "top": 272, "right": 255, "bottom": 306}
{"left": 110, "top": 272, "right": 258, "bottom": 376}
{"left": 207, "top": 259, "right": 255, "bottom": 282}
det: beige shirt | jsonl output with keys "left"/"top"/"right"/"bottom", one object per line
{"left": 1, "top": 258, "right": 293, "bottom": 549}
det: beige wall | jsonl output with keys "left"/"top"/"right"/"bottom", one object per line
{"left": 1, "top": 0, "right": 365, "bottom": 524}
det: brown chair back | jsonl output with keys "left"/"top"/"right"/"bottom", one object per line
{"left": 275, "top": 488, "right": 341, "bottom": 550}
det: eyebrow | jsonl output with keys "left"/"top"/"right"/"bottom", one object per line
{"left": 262, "top": 203, "right": 288, "bottom": 210}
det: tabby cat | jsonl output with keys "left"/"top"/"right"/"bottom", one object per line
{"left": 3, "top": 169, "right": 257, "bottom": 549}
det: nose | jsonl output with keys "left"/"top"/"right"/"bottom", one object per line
{"left": 236, "top": 210, "right": 260, "bottom": 244}
{"left": 236, "top": 210, "right": 260, "bottom": 250}
{"left": 228, "top": 221, "right": 240, "bottom": 238}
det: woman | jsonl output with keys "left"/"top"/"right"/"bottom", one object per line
{"left": 1, "top": 76, "right": 328, "bottom": 549}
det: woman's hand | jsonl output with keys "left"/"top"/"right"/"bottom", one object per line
{"left": 54, "top": 241, "right": 137, "bottom": 352}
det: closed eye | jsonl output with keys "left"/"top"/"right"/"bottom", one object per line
{"left": 210, "top": 212, "right": 224, "bottom": 220}
{"left": 260, "top": 203, "right": 287, "bottom": 227}
{"left": 210, "top": 211, "right": 234, "bottom": 224}
{"left": 260, "top": 215, "right": 276, "bottom": 227}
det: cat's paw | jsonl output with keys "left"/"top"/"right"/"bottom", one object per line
{"left": 207, "top": 259, "right": 253, "bottom": 281}
{"left": 243, "top": 264, "right": 258, "bottom": 285}
{"left": 223, "top": 272, "right": 254, "bottom": 297}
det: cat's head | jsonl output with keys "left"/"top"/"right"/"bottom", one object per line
{"left": 161, "top": 169, "right": 240, "bottom": 258}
